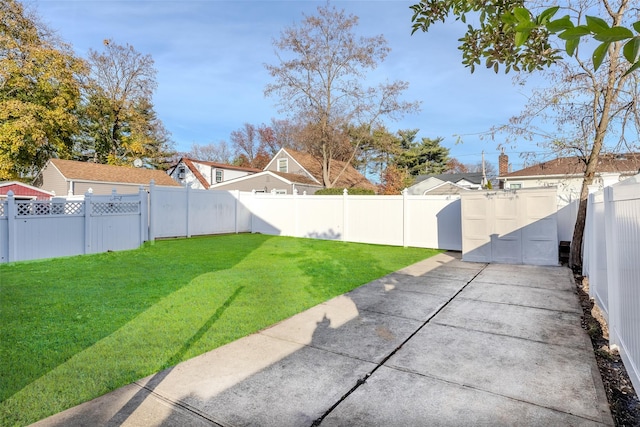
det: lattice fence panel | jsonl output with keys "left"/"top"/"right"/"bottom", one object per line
{"left": 0, "top": 202, "right": 5, "bottom": 217}
{"left": 15, "top": 201, "right": 84, "bottom": 216}
{"left": 91, "top": 202, "right": 139, "bottom": 216}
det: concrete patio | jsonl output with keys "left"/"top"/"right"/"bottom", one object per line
{"left": 32, "top": 252, "right": 613, "bottom": 426}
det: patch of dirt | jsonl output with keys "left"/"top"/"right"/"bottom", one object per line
{"left": 575, "top": 274, "right": 640, "bottom": 426}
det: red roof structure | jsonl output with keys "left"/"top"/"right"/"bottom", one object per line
{"left": 0, "top": 181, "right": 54, "bottom": 200}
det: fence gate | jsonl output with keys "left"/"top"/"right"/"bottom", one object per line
{"left": 460, "top": 187, "right": 558, "bottom": 265}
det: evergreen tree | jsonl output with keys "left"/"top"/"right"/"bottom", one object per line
{"left": 396, "top": 137, "right": 450, "bottom": 176}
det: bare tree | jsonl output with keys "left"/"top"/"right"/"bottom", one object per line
{"left": 490, "top": 1, "right": 640, "bottom": 268}
{"left": 265, "top": 3, "right": 420, "bottom": 187}
{"left": 81, "top": 39, "right": 172, "bottom": 167}
{"left": 230, "top": 123, "right": 270, "bottom": 168}
{"left": 411, "top": 0, "right": 640, "bottom": 268}
{"left": 267, "top": 118, "right": 303, "bottom": 152}
{"left": 188, "top": 141, "right": 233, "bottom": 163}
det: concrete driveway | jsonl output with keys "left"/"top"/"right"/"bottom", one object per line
{"left": 32, "top": 252, "right": 613, "bottom": 426}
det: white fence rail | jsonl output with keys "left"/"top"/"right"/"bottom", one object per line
{"left": 583, "top": 174, "right": 640, "bottom": 395}
{"left": 0, "top": 185, "right": 462, "bottom": 264}
{"left": 243, "top": 190, "right": 462, "bottom": 250}
{"left": 148, "top": 184, "right": 251, "bottom": 239}
{"left": 0, "top": 188, "right": 148, "bottom": 263}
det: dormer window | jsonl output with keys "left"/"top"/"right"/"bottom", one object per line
{"left": 278, "top": 158, "right": 288, "bottom": 173}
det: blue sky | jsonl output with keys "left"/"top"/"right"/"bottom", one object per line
{"left": 28, "top": 0, "right": 551, "bottom": 170}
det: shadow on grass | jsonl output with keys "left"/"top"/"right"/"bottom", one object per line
{"left": 105, "top": 286, "right": 244, "bottom": 427}
{"left": 0, "top": 234, "right": 270, "bottom": 404}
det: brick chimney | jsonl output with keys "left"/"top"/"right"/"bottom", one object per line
{"left": 498, "top": 150, "right": 509, "bottom": 189}
{"left": 499, "top": 150, "right": 509, "bottom": 176}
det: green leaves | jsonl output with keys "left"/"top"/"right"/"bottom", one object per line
{"left": 592, "top": 42, "right": 610, "bottom": 71}
{"left": 506, "top": 6, "right": 640, "bottom": 73}
{"left": 410, "top": 1, "right": 640, "bottom": 76}
{"left": 593, "top": 26, "right": 634, "bottom": 43}
{"left": 557, "top": 26, "right": 591, "bottom": 40}
{"left": 623, "top": 37, "right": 640, "bottom": 63}
{"left": 546, "top": 16, "right": 574, "bottom": 33}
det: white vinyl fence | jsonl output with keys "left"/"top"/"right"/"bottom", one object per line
{"left": 0, "top": 184, "right": 461, "bottom": 264}
{"left": 0, "top": 188, "right": 148, "bottom": 263}
{"left": 242, "top": 190, "right": 462, "bottom": 250}
{"left": 583, "top": 173, "right": 640, "bottom": 395}
{"left": 460, "top": 188, "right": 559, "bottom": 266}
{"left": 148, "top": 184, "right": 251, "bottom": 239}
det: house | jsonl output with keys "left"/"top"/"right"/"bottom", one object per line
{"left": 0, "top": 181, "right": 55, "bottom": 200}
{"left": 33, "top": 159, "right": 181, "bottom": 196}
{"left": 167, "top": 157, "right": 261, "bottom": 189}
{"left": 211, "top": 148, "right": 376, "bottom": 194}
{"left": 498, "top": 152, "right": 640, "bottom": 199}
{"left": 407, "top": 172, "right": 485, "bottom": 195}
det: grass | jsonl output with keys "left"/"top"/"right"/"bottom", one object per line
{"left": 0, "top": 234, "right": 439, "bottom": 426}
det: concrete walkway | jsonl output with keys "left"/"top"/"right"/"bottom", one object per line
{"left": 33, "top": 252, "right": 613, "bottom": 426}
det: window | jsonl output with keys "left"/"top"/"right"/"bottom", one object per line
{"left": 275, "top": 189, "right": 287, "bottom": 195}
{"left": 215, "top": 169, "right": 223, "bottom": 183}
{"left": 278, "top": 158, "right": 288, "bottom": 173}
{"left": 509, "top": 183, "right": 522, "bottom": 189}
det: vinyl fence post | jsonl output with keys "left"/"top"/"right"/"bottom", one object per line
{"left": 6, "top": 191, "right": 16, "bottom": 262}
{"left": 139, "top": 185, "right": 148, "bottom": 245}
{"left": 186, "top": 184, "right": 191, "bottom": 238}
{"left": 402, "top": 188, "right": 409, "bottom": 247}
{"left": 234, "top": 190, "right": 239, "bottom": 234}
{"left": 148, "top": 180, "right": 155, "bottom": 243}
{"left": 603, "top": 186, "right": 620, "bottom": 351}
{"left": 251, "top": 190, "right": 256, "bottom": 233}
{"left": 342, "top": 188, "right": 348, "bottom": 242}
{"left": 84, "top": 189, "right": 92, "bottom": 254}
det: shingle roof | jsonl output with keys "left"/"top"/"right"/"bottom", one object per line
{"left": 501, "top": 154, "right": 640, "bottom": 178}
{"left": 49, "top": 159, "right": 180, "bottom": 187}
{"left": 271, "top": 171, "right": 321, "bottom": 186}
{"left": 286, "top": 149, "right": 376, "bottom": 191}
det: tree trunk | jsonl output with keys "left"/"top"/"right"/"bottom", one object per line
{"left": 569, "top": 185, "right": 589, "bottom": 271}
{"left": 570, "top": 3, "right": 628, "bottom": 270}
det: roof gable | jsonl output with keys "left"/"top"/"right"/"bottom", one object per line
{"left": 423, "top": 181, "right": 471, "bottom": 195}
{"left": 181, "top": 158, "right": 209, "bottom": 188}
{"left": 48, "top": 159, "right": 180, "bottom": 187}
{"left": 417, "top": 172, "right": 484, "bottom": 185}
{"left": 0, "top": 181, "right": 54, "bottom": 199}
{"left": 283, "top": 149, "right": 376, "bottom": 191}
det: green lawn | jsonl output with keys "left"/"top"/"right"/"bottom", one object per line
{"left": 0, "top": 234, "right": 439, "bottom": 426}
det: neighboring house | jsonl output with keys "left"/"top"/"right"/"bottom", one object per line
{"left": 211, "top": 148, "right": 376, "bottom": 194}
{"left": 209, "top": 170, "right": 323, "bottom": 194}
{"left": 0, "top": 181, "right": 55, "bottom": 200}
{"left": 498, "top": 153, "right": 640, "bottom": 200}
{"left": 407, "top": 172, "right": 485, "bottom": 195}
{"left": 33, "top": 159, "right": 181, "bottom": 196}
{"left": 415, "top": 181, "right": 472, "bottom": 195}
{"left": 167, "top": 158, "right": 261, "bottom": 189}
